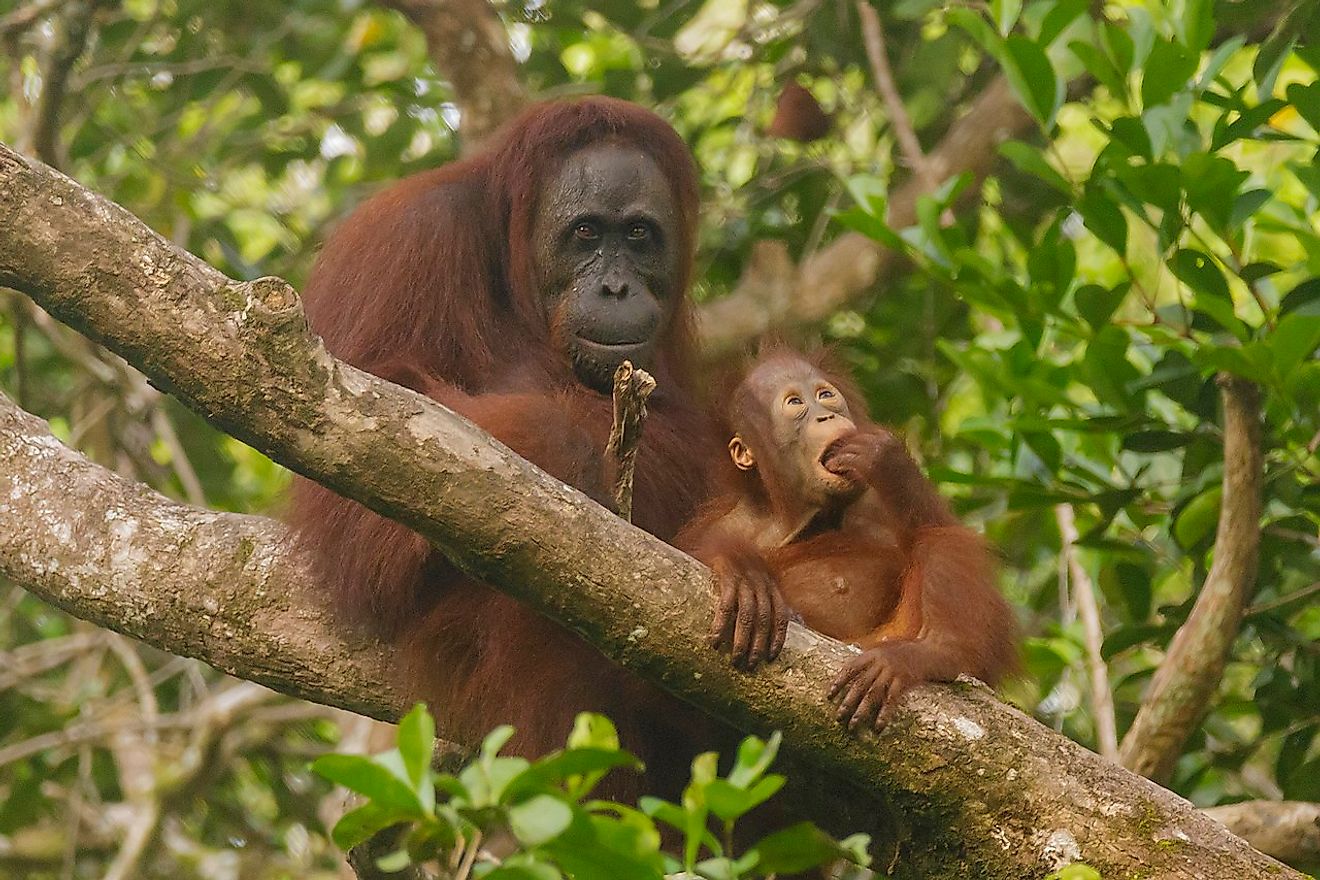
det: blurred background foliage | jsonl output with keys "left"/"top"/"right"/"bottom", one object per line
{"left": 0, "top": 0, "right": 1317, "bottom": 877}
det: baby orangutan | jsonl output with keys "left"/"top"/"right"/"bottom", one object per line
{"left": 679, "top": 352, "right": 1017, "bottom": 730}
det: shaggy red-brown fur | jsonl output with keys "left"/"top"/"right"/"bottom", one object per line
{"left": 288, "top": 98, "right": 718, "bottom": 798}
{"left": 679, "top": 350, "right": 1018, "bottom": 729}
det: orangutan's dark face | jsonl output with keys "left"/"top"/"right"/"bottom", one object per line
{"left": 532, "top": 142, "right": 683, "bottom": 392}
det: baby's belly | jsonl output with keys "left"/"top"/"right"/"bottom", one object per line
{"left": 770, "top": 544, "right": 906, "bottom": 643}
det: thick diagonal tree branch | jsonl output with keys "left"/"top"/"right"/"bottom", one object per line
{"left": 0, "top": 143, "right": 1303, "bottom": 879}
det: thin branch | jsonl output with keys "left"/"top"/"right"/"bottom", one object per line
{"left": 855, "top": 1, "right": 937, "bottom": 190}
{"left": 1055, "top": 504, "right": 1119, "bottom": 761}
{"left": 1119, "top": 376, "right": 1264, "bottom": 783}
{"left": 32, "top": 0, "right": 104, "bottom": 168}
{"left": 378, "top": 0, "right": 526, "bottom": 153}
{"left": 606, "top": 360, "right": 655, "bottom": 522}
{"left": 0, "top": 0, "right": 60, "bottom": 39}
{"left": 697, "top": 77, "right": 1032, "bottom": 358}
{"left": 1203, "top": 800, "right": 1320, "bottom": 865}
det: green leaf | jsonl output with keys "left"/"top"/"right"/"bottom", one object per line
{"left": 1170, "top": 249, "right": 1246, "bottom": 340}
{"left": 835, "top": 207, "right": 904, "bottom": 249}
{"left": 1038, "top": 0, "right": 1089, "bottom": 47}
{"left": 999, "top": 140, "right": 1073, "bottom": 193}
{"left": 704, "top": 775, "right": 785, "bottom": 823}
{"left": 460, "top": 755, "right": 531, "bottom": 807}
{"left": 992, "top": 0, "right": 1022, "bottom": 35}
{"left": 566, "top": 713, "right": 620, "bottom": 751}
{"left": 398, "top": 703, "right": 436, "bottom": 789}
{"left": 727, "top": 732, "right": 781, "bottom": 788}
{"left": 1174, "top": 487, "right": 1222, "bottom": 548}
{"left": 1107, "top": 562, "right": 1153, "bottom": 621}
{"left": 1254, "top": 1, "right": 1320, "bottom": 96}
{"left": 1109, "top": 117, "right": 1153, "bottom": 160}
{"left": 1122, "top": 430, "right": 1192, "bottom": 453}
{"left": 505, "top": 748, "right": 641, "bottom": 802}
{"left": 748, "top": 822, "right": 850, "bottom": 875}
{"left": 543, "top": 816, "right": 666, "bottom": 880}
{"left": 1047, "top": 865, "right": 1103, "bottom": 880}
{"left": 1211, "top": 98, "right": 1288, "bottom": 150}
{"left": 329, "top": 801, "right": 409, "bottom": 850}
{"left": 1192, "top": 344, "right": 1272, "bottom": 383}
{"left": 374, "top": 850, "right": 413, "bottom": 873}
{"left": 1002, "top": 35, "right": 1061, "bottom": 126}
{"left": 1181, "top": 0, "right": 1214, "bottom": 53}
{"left": 1141, "top": 38, "right": 1198, "bottom": 108}
{"left": 844, "top": 174, "right": 888, "bottom": 216}
{"left": 312, "top": 755, "right": 424, "bottom": 814}
{"left": 1181, "top": 153, "right": 1249, "bottom": 233}
{"left": 508, "top": 795, "right": 574, "bottom": 847}
{"left": 1281, "top": 278, "right": 1320, "bottom": 317}
{"left": 1197, "top": 36, "right": 1245, "bottom": 90}
{"left": 1269, "top": 313, "right": 1320, "bottom": 376}
{"left": 1291, "top": 162, "right": 1320, "bottom": 202}
{"left": 1081, "top": 326, "right": 1140, "bottom": 410}
{"left": 1286, "top": 81, "right": 1320, "bottom": 133}
{"left": 1077, "top": 186, "right": 1128, "bottom": 253}
{"left": 1117, "top": 162, "right": 1180, "bottom": 214}
{"left": 481, "top": 863, "right": 563, "bottom": 880}
{"left": 947, "top": 8, "right": 1003, "bottom": 56}
{"left": 1103, "top": 21, "right": 1135, "bottom": 73}
{"left": 1070, "top": 40, "right": 1127, "bottom": 99}
{"left": 1230, "top": 189, "right": 1271, "bottom": 229}
{"left": 481, "top": 725, "right": 517, "bottom": 760}
{"left": 1169, "top": 249, "right": 1229, "bottom": 300}
{"left": 637, "top": 797, "right": 720, "bottom": 856}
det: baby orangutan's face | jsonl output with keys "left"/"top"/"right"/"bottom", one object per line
{"left": 729, "top": 358, "right": 862, "bottom": 508}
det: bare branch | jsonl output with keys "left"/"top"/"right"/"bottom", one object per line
{"left": 855, "top": 1, "right": 937, "bottom": 190}
{"left": 1055, "top": 503, "right": 1119, "bottom": 761}
{"left": 1119, "top": 376, "right": 1264, "bottom": 782}
{"left": 606, "top": 360, "right": 655, "bottom": 522}
{"left": 380, "top": 0, "right": 527, "bottom": 153}
{"left": 32, "top": 0, "right": 105, "bottom": 167}
{"left": 0, "top": 142, "right": 1304, "bottom": 879}
{"left": 1203, "top": 801, "right": 1320, "bottom": 866}
{"left": 696, "top": 78, "right": 1030, "bottom": 358}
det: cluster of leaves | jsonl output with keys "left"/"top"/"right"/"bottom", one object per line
{"left": 837, "top": 0, "right": 1319, "bottom": 801}
{"left": 313, "top": 707, "right": 869, "bottom": 880}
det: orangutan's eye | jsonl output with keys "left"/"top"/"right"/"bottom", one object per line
{"left": 574, "top": 222, "right": 599, "bottom": 241}
{"left": 818, "top": 388, "right": 835, "bottom": 400}
{"left": 627, "top": 222, "right": 650, "bottom": 241}
{"left": 785, "top": 395, "right": 804, "bottom": 407}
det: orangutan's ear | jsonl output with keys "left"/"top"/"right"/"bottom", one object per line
{"left": 729, "top": 436, "right": 756, "bottom": 471}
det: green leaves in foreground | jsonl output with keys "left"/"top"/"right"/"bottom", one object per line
{"left": 312, "top": 705, "right": 870, "bottom": 880}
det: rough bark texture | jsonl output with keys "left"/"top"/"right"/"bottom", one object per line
{"left": 695, "top": 77, "right": 1030, "bottom": 358}
{"left": 0, "top": 394, "right": 402, "bottom": 721}
{"left": 0, "top": 142, "right": 1304, "bottom": 879}
{"left": 1119, "top": 377, "right": 1264, "bottom": 783}
{"left": 380, "top": 0, "right": 527, "bottom": 154}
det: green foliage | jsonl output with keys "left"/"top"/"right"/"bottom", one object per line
{"left": 836, "top": 0, "right": 1320, "bottom": 805}
{"left": 1046, "top": 865, "right": 1102, "bottom": 880}
{"left": 312, "top": 707, "right": 870, "bottom": 880}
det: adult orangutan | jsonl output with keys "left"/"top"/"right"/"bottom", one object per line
{"left": 679, "top": 350, "right": 1018, "bottom": 730}
{"left": 288, "top": 98, "right": 718, "bottom": 795}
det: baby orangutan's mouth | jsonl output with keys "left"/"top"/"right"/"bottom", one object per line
{"left": 817, "top": 440, "right": 855, "bottom": 487}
